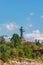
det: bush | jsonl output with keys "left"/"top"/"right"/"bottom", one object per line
{"left": 32, "top": 53, "right": 37, "bottom": 59}
{"left": 0, "top": 34, "right": 43, "bottom": 62}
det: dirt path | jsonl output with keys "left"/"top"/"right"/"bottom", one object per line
{"left": 0, "top": 59, "right": 43, "bottom": 65}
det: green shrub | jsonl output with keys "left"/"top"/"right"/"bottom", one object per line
{"left": 32, "top": 53, "right": 37, "bottom": 59}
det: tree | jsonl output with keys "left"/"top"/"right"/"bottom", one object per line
{"left": 11, "top": 33, "right": 21, "bottom": 47}
{"left": 0, "top": 36, "right": 5, "bottom": 44}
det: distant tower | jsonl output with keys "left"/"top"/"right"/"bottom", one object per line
{"left": 19, "top": 26, "right": 25, "bottom": 39}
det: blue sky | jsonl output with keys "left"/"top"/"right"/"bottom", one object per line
{"left": 0, "top": 0, "right": 43, "bottom": 41}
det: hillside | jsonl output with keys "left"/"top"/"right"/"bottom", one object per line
{"left": 0, "top": 34, "right": 43, "bottom": 65}
{"left": 0, "top": 41, "right": 43, "bottom": 61}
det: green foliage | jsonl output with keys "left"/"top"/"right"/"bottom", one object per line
{"left": 11, "top": 33, "right": 21, "bottom": 47}
{"left": 32, "top": 53, "right": 37, "bottom": 59}
{"left": 0, "top": 33, "right": 43, "bottom": 62}
{"left": 0, "top": 36, "right": 5, "bottom": 44}
{"left": 15, "top": 44, "right": 24, "bottom": 58}
{"left": 23, "top": 44, "right": 32, "bottom": 58}
{"left": 0, "top": 44, "right": 10, "bottom": 62}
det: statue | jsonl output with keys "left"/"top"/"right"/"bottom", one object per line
{"left": 19, "top": 26, "right": 25, "bottom": 39}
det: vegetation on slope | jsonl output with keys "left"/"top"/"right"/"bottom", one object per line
{"left": 0, "top": 33, "right": 43, "bottom": 62}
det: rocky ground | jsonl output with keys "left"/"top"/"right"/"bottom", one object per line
{"left": 0, "top": 59, "right": 43, "bottom": 65}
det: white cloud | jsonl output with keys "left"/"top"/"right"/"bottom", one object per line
{"left": 27, "top": 24, "right": 32, "bottom": 27}
{"left": 40, "top": 15, "right": 43, "bottom": 18}
{"left": 26, "top": 24, "right": 33, "bottom": 29}
{"left": 30, "top": 12, "right": 35, "bottom": 16}
{"left": 0, "top": 22, "right": 20, "bottom": 31}
{"left": 6, "top": 23, "right": 14, "bottom": 31}
{"left": 25, "top": 30, "right": 43, "bottom": 41}
{"left": 33, "top": 30, "right": 40, "bottom": 34}
{"left": 4, "top": 22, "right": 19, "bottom": 31}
